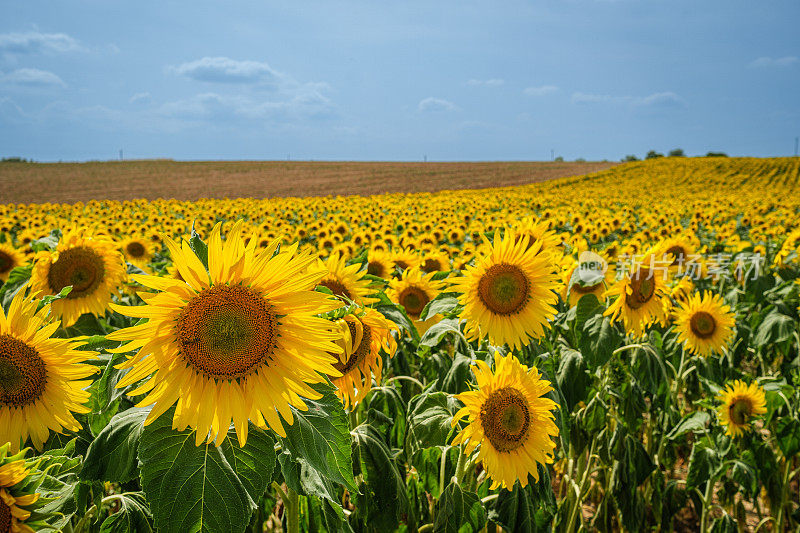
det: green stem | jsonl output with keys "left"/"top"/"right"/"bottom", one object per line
{"left": 774, "top": 457, "right": 792, "bottom": 532}
{"left": 418, "top": 524, "right": 434, "bottom": 533}
{"left": 287, "top": 488, "right": 300, "bottom": 533}
{"left": 453, "top": 446, "right": 469, "bottom": 485}
{"left": 699, "top": 478, "right": 714, "bottom": 532}
{"left": 384, "top": 375, "right": 425, "bottom": 391}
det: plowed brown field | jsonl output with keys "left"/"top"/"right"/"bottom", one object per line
{"left": 0, "top": 160, "right": 616, "bottom": 204}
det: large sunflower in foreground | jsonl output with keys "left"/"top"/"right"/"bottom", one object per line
{"left": 451, "top": 353, "right": 559, "bottom": 490}
{"left": 328, "top": 309, "right": 397, "bottom": 409}
{"left": 0, "top": 447, "right": 46, "bottom": 533}
{"left": 716, "top": 380, "right": 767, "bottom": 438}
{"left": 0, "top": 244, "right": 26, "bottom": 282}
{"left": 30, "top": 229, "right": 126, "bottom": 327}
{"left": 451, "top": 230, "right": 559, "bottom": 350}
{"left": 0, "top": 290, "right": 97, "bottom": 452}
{"left": 316, "top": 252, "right": 378, "bottom": 306}
{"left": 107, "top": 222, "right": 343, "bottom": 447}
{"left": 387, "top": 268, "right": 445, "bottom": 335}
{"left": 604, "top": 252, "right": 669, "bottom": 338}
{"left": 674, "top": 291, "right": 735, "bottom": 356}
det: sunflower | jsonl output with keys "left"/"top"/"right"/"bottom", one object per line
{"left": 316, "top": 252, "right": 377, "bottom": 306}
{"left": 328, "top": 309, "right": 397, "bottom": 409}
{"left": 674, "top": 291, "right": 735, "bottom": 356}
{"left": 366, "top": 250, "right": 394, "bottom": 279}
{"left": 107, "top": 222, "right": 343, "bottom": 447}
{"left": 560, "top": 252, "right": 614, "bottom": 307}
{"left": 0, "top": 447, "right": 45, "bottom": 533}
{"left": 387, "top": 268, "right": 445, "bottom": 335}
{"left": 120, "top": 236, "right": 154, "bottom": 270}
{"left": 657, "top": 236, "right": 697, "bottom": 269}
{"left": 420, "top": 250, "right": 451, "bottom": 274}
{"left": 604, "top": 252, "right": 669, "bottom": 338}
{"left": 514, "top": 216, "right": 563, "bottom": 261}
{"left": 0, "top": 245, "right": 26, "bottom": 282}
{"left": 451, "top": 353, "right": 559, "bottom": 490}
{"left": 30, "top": 229, "right": 126, "bottom": 327}
{"left": 391, "top": 247, "right": 420, "bottom": 273}
{"left": 716, "top": 380, "right": 767, "bottom": 438}
{"left": 451, "top": 230, "right": 559, "bottom": 350}
{"left": 0, "top": 289, "right": 97, "bottom": 452}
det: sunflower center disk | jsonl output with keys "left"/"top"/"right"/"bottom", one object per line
{"left": 0, "top": 251, "right": 12, "bottom": 274}
{"left": 690, "top": 311, "right": 716, "bottom": 339}
{"left": 0, "top": 498, "right": 11, "bottom": 533}
{"left": 126, "top": 241, "right": 146, "bottom": 258}
{"left": 399, "top": 287, "right": 430, "bottom": 318}
{"left": 572, "top": 281, "right": 602, "bottom": 294}
{"left": 177, "top": 285, "right": 278, "bottom": 380}
{"left": 480, "top": 387, "right": 531, "bottom": 452}
{"left": 47, "top": 246, "right": 106, "bottom": 299}
{"left": 334, "top": 323, "right": 371, "bottom": 374}
{"left": 319, "top": 279, "right": 352, "bottom": 299}
{"left": 366, "top": 261, "right": 385, "bottom": 277}
{"left": 625, "top": 268, "right": 655, "bottom": 310}
{"left": 729, "top": 398, "right": 752, "bottom": 425}
{"left": 477, "top": 264, "right": 530, "bottom": 315}
{"left": 0, "top": 335, "right": 47, "bottom": 408}
{"left": 665, "top": 246, "right": 686, "bottom": 266}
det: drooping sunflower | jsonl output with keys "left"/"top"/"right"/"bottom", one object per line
{"left": 0, "top": 447, "right": 46, "bottom": 533}
{"left": 328, "top": 309, "right": 397, "bottom": 409}
{"left": 387, "top": 268, "right": 445, "bottom": 335}
{"left": 451, "top": 353, "right": 559, "bottom": 490}
{"left": 604, "top": 252, "right": 669, "bottom": 338}
{"left": 716, "top": 380, "right": 767, "bottom": 438}
{"left": 316, "top": 252, "right": 378, "bottom": 306}
{"left": 674, "top": 291, "right": 735, "bottom": 356}
{"left": 0, "top": 289, "right": 97, "bottom": 452}
{"left": 107, "top": 222, "right": 343, "bottom": 447}
{"left": 120, "top": 236, "right": 154, "bottom": 270}
{"left": 450, "top": 230, "right": 559, "bottom": 350}
{"left": 366, "top": 250, "right": 395, "bottom": 279}
{"left": 0, "top": 244, "right": 26, "bottom": 282}
{"left": 30, "top": 229, "right": 126, "bottom": 327}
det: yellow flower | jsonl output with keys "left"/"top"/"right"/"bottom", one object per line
{"left": 451, "top": 230, "right": 559, "bottom": 349}
{"left": 0, "top": 290, "right": 97, "bottom": 452}
{"left": 387, "top": 268, "right": 445, "bottom": 336}
{"left": 316, "top": 252, "right": 378, "bottom": 306}
{"left": 106, "top": 222, "right": 343, "bottom": 447}
{"left": 0, "top": 244, "right": 26, "bottom": 282}
{"left": 716, "top": 380, "right": 767, "bottom": 438}
{"left": 675, "top": 291, "right": 735, "bottom": 356}
{"left": 0, "top": 450, "right": 41, "bottom": 533}
{"left": 366, "top": 250, "right": 395, "bottom": 279}
{"left": 451, "top": 353, "right": 559, "bottom": 490}
{"left": 604, "top": 252, "right": 669, "bottom": 338}
{"left": 120, "top": 236, "right": 154, "bottom": 270}
{"left": 30, "top": 229, "right": 126, "bottom": 326}
{"left": 328, "top": 309, "right": 397, "bottom": 409}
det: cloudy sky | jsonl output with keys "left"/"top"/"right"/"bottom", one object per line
{"left": 1, "top": 0, "right": 798, "bottom": 161}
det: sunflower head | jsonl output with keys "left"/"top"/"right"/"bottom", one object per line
{"left": 366, "top": 250, "right": 394, "bottom": 279}
{"left": 604, "top": 252, "right": 669, "bottom": 338}
{"left": 0, "top": 245, "right": 25, "bottom": 282}
{"left": 0, "top": 289, "right": 97, "bottom": 452}
{"left": 451, "top": 354, "right": 559, "bottom": 490}
{"left": 107, "top": 221, "right": 344, "bottom": 447}
{"left": 29, "top": 229, "right": 126, "bottom": 326}
{"left": 328, "top": 309, "right": 397, "bottom": 409}
{"left": 316, "top": 252, "right": 378, "bottom": 306}
{"left": 121, "top": 236, "right": 154, "bottom": 269}
{"left": 716, "top": 380, "right": 767, "bottom": 438}
{"left": 675, "top": 291, "right": 735, "bottom": 356}
{"left": 387, "top": 267, "right": 445, "bottom": 335}
{"left": 451, "top": 230, "right": 559, "bottom": 349}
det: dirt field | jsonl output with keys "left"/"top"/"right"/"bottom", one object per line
{"left": 0, "top": 160, "right": 617, "bottom": 204}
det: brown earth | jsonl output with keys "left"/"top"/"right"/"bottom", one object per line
{"left": 0, "top": 160, "right": 617, "bottom": 204}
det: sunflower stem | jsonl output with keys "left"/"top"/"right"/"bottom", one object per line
{"left": 774, "top": 457, "right": 792, "bottom": 532}
{"left": 453, "top": 445, "right": 469, "bottom": 485}
{"left": 286, "top": 487, "right": 300, "bottom": 533}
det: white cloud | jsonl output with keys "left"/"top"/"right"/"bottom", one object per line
{"left": 572, "top": 91, "right": 684, "bottom": 108}
{"left": 169, "top": 57, "right": 284, "bottom": 84}
{"left": 523, "top": 85, "right": 558, "bottom": 96}
{"left": 749, "top": 56, "right": 798, "bottom": 68}
{"left": 158, "top": 90, "right": 334, "bottom": 121}
{"left": 466, "top": 78, "right": 504, "bottom": 87}
{"left": 129, "top": 92, "right": 151, "bottom": 104}
{"left": 0, "top": 31, "right": 81, "bottom": 55}
{"left": 418, "top": 97, "right": 459, "bottom": 112}
{"left": 1, "top": 68, "right": 66, "bottom": 87}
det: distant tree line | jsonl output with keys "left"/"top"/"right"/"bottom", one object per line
{"left": 1, "top": 156, "right": 34, "bottom": 163}
{"left": 622, "top": 149, "right": 728, "bottom": 161}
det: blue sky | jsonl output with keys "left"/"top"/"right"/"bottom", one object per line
{"left": 1, "top": 0, "right": 798, "bottom": 162}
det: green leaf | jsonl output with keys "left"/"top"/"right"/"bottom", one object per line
{"left": 0, "top": 264, "right": 32, "bottom": 313}
{"left": 419, "top": 318, "right": 467, "bottom": 349}
{"left": 432, "top": 482, "right": 485, "bottom": 533}
{"left": 189, "top": 225, "right": 209, "bottom": 270}
{"left": 81, "top": 408, "right": 148, "bottom": 483}
{"left": 220, "top": 427, "right": 276, "bottom": 501}
{"left": 574, "top": 293, "right": 604, "bottom": 330}
{"left": 440, "top": 353, "right": 473, "bottom": 395}
{"left": 775, "top": 417, "right": 800, "bottom": 457}
{"left": 99, "top": 492, "right": 154, "bottom": 533}
{"left": 375, "top": 303, "right": 420, "bottom": 341}
{"left": 686, "top": 444, "right": 719, "bottom": 490}
{"left": 556, "top": 349, "right": 590, "bottom": 412}
{"left": 406, "top": 392, "right": 458, "bottom": 452}
{"left": 665, "top": 411, "right": 710, "bottom": 441}
{"left": 30, "top": 229, "right": 61, "bottom": 252}
{"left": 420, "top": 295, "right": 460, "bottom": 321}
{"left": 579, "top": 315, "right": 623, "bottom": 369}
{"left": 489, "top": 468, "right": 557, "bottom": 533}
{"left": 279, "top": 381, "right": 358, "bottom": 493}
{"left": 753, "top": 310, "right": 794, "bottom": 348}
{"left": 278, "top": 451, "right": 340, "bottom": 505}
{"left": 138, "top": 411, "right": 258, "bottom": 533}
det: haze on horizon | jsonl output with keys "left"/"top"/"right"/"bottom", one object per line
{"left": 1, "top": 0, "right": 798, "bottom": 162}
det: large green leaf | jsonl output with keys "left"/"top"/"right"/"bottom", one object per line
{"left": 99, "top": 492, "right": 154, "bottom": 533}
{"left": 279, "top": 382, "right": 358, "bottom": 493}
{"left": 138, "top": 410, "right": 274, "bottom": 533}
{"left": 81, "top": 408, "right": 148, "bottom": 483}
{"left": 220, "top": 427, "right": 276, "bottom": 500}
{"left": 432, "top": 482, "right": 485, "bottom": 533}
{"left": 406, "top": 392, "right": 459, "bottom": 453}
{"left": 489, "top": 468, "right": 557, "bottom": 533}
{"left": 556, "top": 349, "right": 590, "bottom": 412}
{"left": 665, "top": 411, "right": 710, "bottom": 441}
{"left": 579, "top": 314, "right": 623, "bottom": 369}
{"left": 753, "top": 310, "right": 795, "bottom": 347}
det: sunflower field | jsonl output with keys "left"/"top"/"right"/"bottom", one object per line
{"left": 0, "top": 156, "right": 799, "bottom": 533}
